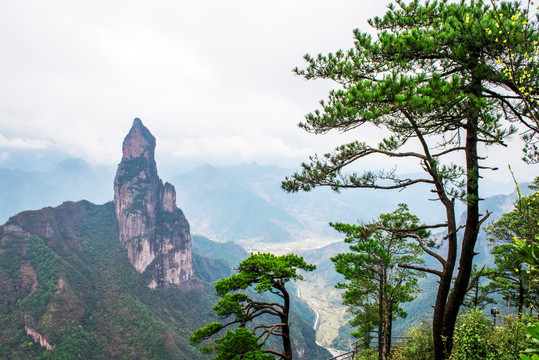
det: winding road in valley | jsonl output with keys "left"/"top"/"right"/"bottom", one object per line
{"left": 296, "top": 285, "right": 343, "bottom": 357}
{"left": 296, "top": 285, "right": 320, "bottom": 330}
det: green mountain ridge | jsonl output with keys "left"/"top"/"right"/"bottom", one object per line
{"left": 0, "top": 200, "right": 329, "bottom": 359}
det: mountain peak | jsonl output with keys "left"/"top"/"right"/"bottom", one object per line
{"left": 114, "top": 119, "right": 195, "bottom": 289}
{"left": 122, "top": 118, "right": 156, "bottom": 162}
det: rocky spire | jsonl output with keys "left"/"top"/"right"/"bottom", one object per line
{"left": 113, "top": 118, "right": 194, "bottom": 289}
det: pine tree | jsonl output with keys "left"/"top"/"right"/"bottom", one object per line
{"left": 331, "top": 204, "right": 426, "bottom": 360}
{"left": 486, "top": 177, "right": 539, "bottom": 313}
{"left": 282, "top": 1, "right": 538, "bottom": 358}
{"left": 190, "top": 253, "right": 315, "bottom": 360}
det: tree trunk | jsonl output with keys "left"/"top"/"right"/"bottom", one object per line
{"left": 518, "top": 279, "right": 525, "bottom": 315}
{"left": 378, "top": 265, "right": 384, "bottom": 360}
{"left": 432, "top": 260, "right": 455, "bottom": 360}
{"left": 431, "top": 189, "right": 458, "bottom": 360}
{"left": 438, "top": 82, "right": 481, "bottom": 359}
{"left": 382, "top": 304, "right": 392, "bottom": 360}
{"left": 278, "top": 283, "right": 293, "bottom": 360}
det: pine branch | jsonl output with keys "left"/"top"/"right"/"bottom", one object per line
{"left": 399, "top": 263, "right": 442, "bottom": 277}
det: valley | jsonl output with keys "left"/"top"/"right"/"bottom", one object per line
{"left": 0, "top": 123, "right": 532, "bottom": 357}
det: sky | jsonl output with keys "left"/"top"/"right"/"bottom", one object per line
{"left": 0, "top": 0, "right": 537, "bottom": 188}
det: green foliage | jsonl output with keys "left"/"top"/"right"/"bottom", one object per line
{"left": 192, "top": 235, "right": 248, "bottom": 271}
{"left": 38, "top": 325, "right": 106, "bottom": 360}
{"left": 514, "top": 235, "right": 539, "bottom": 268}
{"left": 520, "top": 323, "right": 539, "bottom": 360}
{"left": 330, "top": 322, "right": 355, "bottom": 351}
{"left": 487, "top": 178, "right": 539, "bottom": 313}
{"left": 462, "top": 268, "right": 494, "bottom": 311}
{"left": 392, "top": 313, "right": 534, "bottom": 360}
{"left": 22, "top": 236, "right": 62, "bottom": 319}
{"left": 217, "top": 253, "right": 315, "bottom": 295}
{"left": 157, "top": 210, "right": 181, "bottom": 224}
{"left": 282, "top": 0, "right": 539, "bottom": 358}
{"left": 395, "top": 320, "right": 434, "bottom": 360}
{"left": 213, "top": 328, "right": 275, "bottom": 360}
{"left": 492, "top": 315, "right": 533, "bottom": 360}
{"left": 355, "top": 348, "right": 379, "bottom": 360}
{"left": 331, "top": 204, "right": 425, "bottom": 357}
{"left": 449, "top": 309, "right": 499, "bottom": 360}
{"left": 191, "top": 252, "right": 316, "bottom": 360}
{"left": 0, "top": 201, "right": 212, "bottom": 359}
{"left": 116, "top": 157, "right": 152, "bottom": 185}
{"left": 486, "top": 0, "right": 539, "bottom": 163}
{"left": 192, "top": 253, "right": 231, "bottom": 283}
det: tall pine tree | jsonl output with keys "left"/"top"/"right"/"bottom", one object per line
{"left": 331, "top": 204, "right": 426, "bottom": 360}
{"left": 282, "top": 1, "right": 538, "bottom": 358}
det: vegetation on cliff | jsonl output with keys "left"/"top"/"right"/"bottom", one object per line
{"left": 0, "top": 201, "right": 212, "bottom": 359}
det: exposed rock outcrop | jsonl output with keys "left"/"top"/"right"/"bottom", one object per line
{"left": 113, "top": 118, "right": 194, "bottom": 288}
{"left": 25, "top": 325, "right": 55, "bottom": 351}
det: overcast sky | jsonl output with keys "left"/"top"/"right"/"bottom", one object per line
{"left": 0, "top": 0, "right": 536, "bottom": 185}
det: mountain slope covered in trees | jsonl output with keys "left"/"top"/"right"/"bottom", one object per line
{"left": 0, "top": 200, "right": 329, "bottom": 359}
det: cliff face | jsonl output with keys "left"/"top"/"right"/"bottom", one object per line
{"left": 113, "top": 118, "right": 194, "bottom": 288}
{"left": 0, "top": 200, "right": 213, "bottom": 359}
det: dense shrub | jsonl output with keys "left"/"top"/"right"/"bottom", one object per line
{"left": 520, "top": 322, "right": 539, "bottom": 360}
{"left": 394, "top": 320, "right": 434, "bottom": 360}
{"left": 356, "top": 311, "right": 534, "bottom": 360}
{"left": 492, "top": 315, "right": 532, "bottom": 360}
{"left": 354, "top": 348, "right": 378, "bottom": 360}
{"left": 449, "top": 308, "right": 499, "bottom": 360}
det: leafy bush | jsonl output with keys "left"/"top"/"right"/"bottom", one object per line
{"left": 492, "top": 315, "right": 532, "bottom": 360}
{"left": 449, "top": 308, "right": 499, "bottom": 360}
{"left": 354, "top": 348, "right": 378, "bottom": 360}
{"left": 213, "top": 328, "right": 274, "bottom": 360}
{"left": 520, "top": 322, "right": 539, "bottom": 360}
{"left": 394, "top": 320, "right": 434, "bottom": 360}
{"left": 391, "top": 312, "right": 534, "bottom": 360}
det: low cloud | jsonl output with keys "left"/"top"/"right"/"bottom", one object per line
{"left": 0, "top": 134, "right": 54, "bottom": 150}
{"left": 159, "top": 134, "right": 314, "bottom": 164}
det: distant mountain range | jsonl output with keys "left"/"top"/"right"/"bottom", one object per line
{"left": 0, "top": 150, "right": 533, "bottom": 353}
{"left": 0, "top": 122, "right": 330, "bottom": 359}
{"left": 0, "top": 155, "right": 523, "bottom": 249}
{"left": 0, "top": 159, "right": 112, "bottom": 225}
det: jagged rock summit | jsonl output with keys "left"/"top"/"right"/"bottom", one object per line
{"left": 114, "top": 118, "right": 194, "bottom": 289}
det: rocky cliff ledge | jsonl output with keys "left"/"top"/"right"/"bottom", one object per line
{"left": 114, "top": 118, "right": 194, "bottom": 289}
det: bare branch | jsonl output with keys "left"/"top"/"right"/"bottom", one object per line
{"left": 409, "top": 233, "right": 447, "bottom": 266}
{"left": 399, "top": 263, "right": 442, "bottom": 277}
{"left": 477, "top": 211, "right": 492, "bottom": 229}
{"left": 465, "top": 265, "right": 485, "bottom": 293}
{"left": 265, "top": 349, "right": 288, "bottom": 358}
{"left": 432, "top": 147, "right": 466, "bottom": 157}
{"left": 373, "top": 223, "right": 448, "bottom": 232}
{"left": 443, "top": 224, "right": 465, "bottom": 240}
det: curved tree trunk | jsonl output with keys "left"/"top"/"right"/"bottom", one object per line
{"left": 279, "top": 283, "right": 293, "bottom": 360}
{"left": 436, "top": 80, "right": 482, "bottom": 359}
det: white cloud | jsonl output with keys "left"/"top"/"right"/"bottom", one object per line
{"left": 0, "top": 134, "right": 54, "bottom": 150}
{"left": 0, "top": 0, "right": 536, "bottom": 184}
{"left": 159, "top": 134, "right": 314, "bottom": 163}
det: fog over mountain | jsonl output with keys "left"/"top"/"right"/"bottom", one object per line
{"left": 0, "top": 120, "right": 331, "bottom": 359}
{"left": 0, "top": 146, "right": 533, "bottom": 353}
{"left": 0, "top": 150, "right": 527, "bottom": 250}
